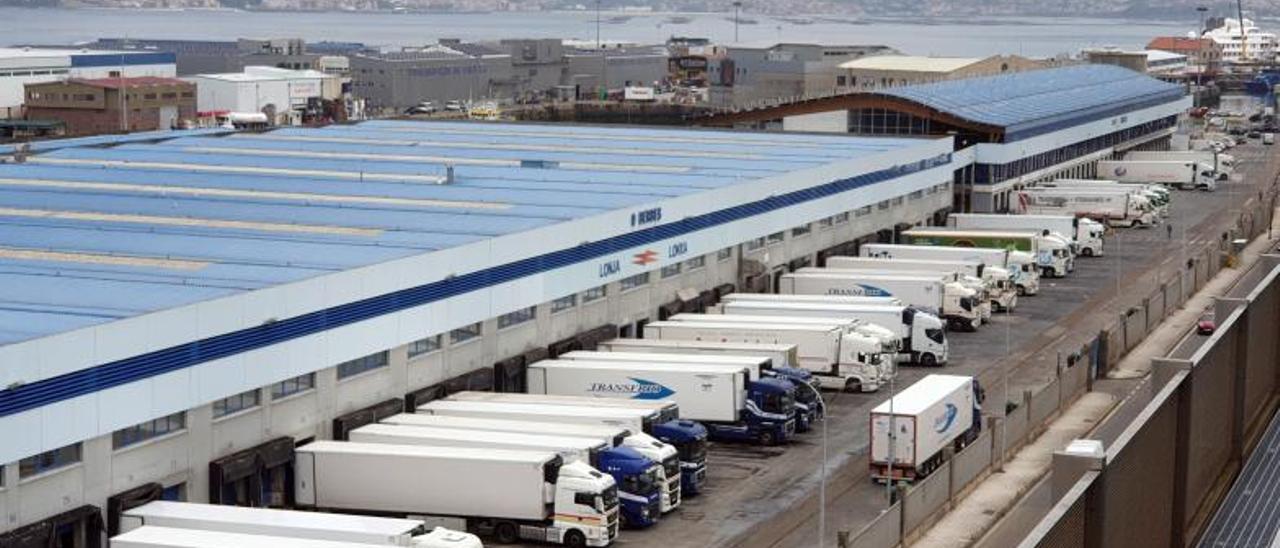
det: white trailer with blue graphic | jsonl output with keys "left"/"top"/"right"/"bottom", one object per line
{"left": 869, "top": 374, "right": 983, "bottom": 484}
{"left": 527, "top": 359, "right": 798, "bottom": 446}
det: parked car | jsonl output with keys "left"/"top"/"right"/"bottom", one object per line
{"left": 1248, "top": 131, "right": 1262, "bottom": 139}
{"left": 404, "top": 101, "right": 437, "bottom": 115}
{"left": 1265, "top": 133, "right": 1275, "bottom": 145}
{"left": 445, "top": 100, "right": 466, "bottom": 112}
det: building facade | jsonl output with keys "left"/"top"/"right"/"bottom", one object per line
{"left": 0, "top": 120, "right": 954, "bottom": 545}
{"left": 350, "top": 46, "right": 514, "bottom": 112}
{"left": 707, "top": 42, "right": 898, "bottom": 108}
{"left": 564, "top": 47, "right": 669, "bottom": 96}
{"left": 1203, "top": 18, "right": 1277, "bottom": 64}
{"left": 0, "top": 49, "right": 176, "bottom": 119}
{"left": 23, "top": 77, "right": 195, "bottom": 136}
{"left": 89, "top": 38, "right": 331, "bottom": 76}
{"left": 187, "top": 66, "right": 338, "bottom": 126}
{"left": 836, "top": 55, "right": 1047, "bottom": 91}
{"left": 1146, "top": 36, "right": 1223, "bottom": 77}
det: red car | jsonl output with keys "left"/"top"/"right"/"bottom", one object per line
{"left": 1197, "top": 319, "right": 1217, "bottom": 335}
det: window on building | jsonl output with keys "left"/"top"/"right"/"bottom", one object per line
{"left": 744, "top": 237, "right": 767, "bottom": 252}
{"left": 792, "top": 223, "right": 812, "bottom": 237}
{"left": 450, "top": 322, "right": 483, "bottom": 344}
{"left": 877, "top": 200, "right": 891, "bottom": 210}
{"left": 835, "top": 212, "right": 851, "bottom": 223}
{"left": 837, "top": 75, "right": 847, "bottom": 86}
{"left": 143, "top": 93, "right": 157, "bottom": 100}
{"left": 909, "top": 190, "right": 925, "bottom": 200}
{"left": 818, "top": 216, "right": 834, "bottom": 229}
{"left": 767, "top": 232, "right": 785, "bottom": 245}
{"left": 856, "top": 206, "right": 873, "bottom": 217}
{"left": 498, "top": 306, "right": 537, "bottom": 329}
{"left": 582, "top": 285, "right": 608, "bottom": 303}
{"left": 19, "top": 443, "right": 82, "bottom": 479}
{"left": 271, "top": 373, "right": 316, "bottom": 399}
{"left": 661, "top": 263, "right": 682, "bottom": 278}
{"left": 685, "top": 255, "right": 706, "bottom": 270}
{"left": 620, "top": 272, "right": 650, "bottom": 291}
{"left": 336, "top": 351, "right": 390, "bottom": 379}
{"left": 408, "top": 335, "right": 443, "bottom": 358}
{"left": 717, "top": 247, "right": 733, "bottom": 262}
{"left": 113, "top": 411, "right": 186, "bottom": 450}
{"left": 213, "top": 388, "right": 261, "bottom": 418}
{"left": 551, "top": 294, "right": 577, "bottom": 313}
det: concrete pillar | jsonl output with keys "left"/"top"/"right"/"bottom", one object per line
{"left": 1051, "top": 439, "right": 1106, "bottom": 500}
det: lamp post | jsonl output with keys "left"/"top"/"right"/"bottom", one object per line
{"left": 795, "top": 380, "right": 827, "bottom": 548}
{"left": 733, "top": 1, "right": 742, "bottom": 43}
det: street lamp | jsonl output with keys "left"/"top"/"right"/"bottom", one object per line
{"left": 733, "top": 1, "right": 743, "bottom": 43}
{"left": 793, "top": 380, "right": 827, "bottom": 548}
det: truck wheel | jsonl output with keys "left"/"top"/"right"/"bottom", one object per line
{"left": 844, "top": 379, "right": 862, "bottom": 393}
{"left": 920, "top": 353, "right": 938, "bottom": 367}
{"left": 565, "top": 530, "right": 587, "bottom": 548}
{"left": 1081, "top": 248, "right": 1094, "bottom": 257}
{"left": 494, "top": 522, "right": 519, "bottom": 544}
{"left": 758, "top": 430, "right": 777, "bottom": 446}
{"left": 1016, "top": 285, "right": 1026, "bottom": 296}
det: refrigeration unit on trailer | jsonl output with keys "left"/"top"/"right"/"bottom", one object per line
{"left": 858, "top": 243, "right": 1040, "bottom": 296}
{"left": 295, "top": 442, "right": 619, "bottom": 546}
{"left": 946, "top": 213, "right": 1105, "bottom": 258}
{"left": 824, "top": 256, "right": 1016, "bottom": 312}
{"left": 900, "top": 228, "right": 1072, "bottom": 278}
{"left": 1125, "top": 150, "right": 1233, "bottom": 179}
{"left": 642, "top": 320, "right": 889, "bottom": 392}
{"left": 716, "top": 301, "right": 948, "bottom": 367}
{"left": 108, "top": 526, "right": 429, "bottom": 548}
{"left": 558, "top": 350, "right": 822, "bottom": 431}
{"left": 1096, "top": 159, "right": 1217, "bottom": 191}
{"left": 118, "top": 501, "right": 478, "bottom": 547}
{"left": 780, "top": 270, "right": 982, "bottom": 331}
{"left": 1016, "top": 188, "right": 1155, "bottom": 228}
{"left": 869, "top": 375, "right": 984, "bottom": 484}
{"left": 347, "top": 423, "right": 669, "bottom": 521}
{"left": 528, "top": 360, "right": 797, "bottom": 446}
{"left": 434, "top": 393, "right": 692, "bottom": 508}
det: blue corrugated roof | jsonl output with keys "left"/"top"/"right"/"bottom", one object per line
{"left": 880, "top": 65, "right": 1186, "bottom": 142}
{"left": 0, "top": 120, "right": 926, "bottom": 346}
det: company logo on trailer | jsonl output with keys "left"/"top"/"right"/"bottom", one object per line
{"left": 827, "top": 284, "right": 891, "bottom": 297}
{"left": 934, "top": 403, "right": 959, "bottom": 433}
{"left": 589, "top": 378, "right": 676, "bottom": 400}
{"left": 1113, "top": 167, "right": 1128, "bottom": 177}
{"left": 633, "top": 250, "right": 659, "bottom": 265}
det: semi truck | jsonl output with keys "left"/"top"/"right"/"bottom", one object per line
{"left": 295, "top": 442, "right": 620, "bottom": 546}
{"left": 1016, "top": 188, "right": 1156, "bottom": 228}
{"left": 900, "top": 228, "right": 1072, "bottom": 278}
{"left": 869, "top": 375, "right": 984, "bottom": 484}
{"left": 858, "top": 243, "right": 1040, "bottom": 296}
{"left": 667, "top": 310, "right": 903, "bottom": 362}
{"left": 811, "top": 266, "right": 994, "bottom": 321}
{"left": 946, "top": 213, "right": 1105, "bottom": 258}
{"left": 118, "top": 501, "right": 480, "bottom": 547}
{"left": 1125, "top": 150, "right": 1233, "bottom": 179}
{"left": 825, "top": 256, "right": 1017, "bottom": 312}
{"left": 717, "top": 301, "right": 948, "bottom": 367}
{"left": 643, "top": 320, "right": 889, "bottom": 392}
{"left": 781, "top": 270, "right": 982, "bottom": 331}
{"left": 437, "top": 393, "right": 693, "bottom": 506}
{"left": 558, "top": 350, "right": 822, "bottom": 431}
{"left": 595, "top": 338, "right": 800, "bottom": 368}
{"left": 528, "top": 360, "right": 797, "bottom": 446}
{"left": 109, "top": 526, "right": 430, "bottom": 548}
{"left": 1095, "top": 159, "right": 1217, "bottom": 191}
{"left": 347, "top": 423, "right": 668, "bottom": 522}
{"left": 1042, "top": 180, "right": 1169, "bottom": 218}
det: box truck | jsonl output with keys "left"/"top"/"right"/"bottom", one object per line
{"left": 810, "top": 266, "right": 994, "bottom": 321}
{"left": 869, "top": 375, "right": 984, "bottom": 484}
{"left": 947, "top": 213, "right": 1105, "bottom": 258}
{"left": 825, "top": 256, "right": 1017, "bottom": 312}
{"left": 643, "top": 320, "right": 889, "bottom": 392}
{"left": 558, "top": 350, "right": 822, "bottom": 431}
{"left": 109, "top": 526, "right": 413, "bottom": 548}
{"left": 1016, "top": 188, "right": 1155, "bottom": 228}
{"left": 347, "top": 423, "right": 670, "bottom": 519}
{"left": 717, "top": 301, "right": 948, "bottom": 367}
{"left": 858, "top": 243, "right": 1040, "bottom": 296}
{"left": 1042, "top": 180, "right": 1169, "bottom": 218}
{"left": 900, "top": 228, "right": 1072, "bottom": 278}
{"left": 1124, "top": 150, "right": 1233, "bottom": 179}
{"left": 1096, "top": 159, "right": 1217, "bottom": 191}
{"left": 295, "top": 442, "right": 620, "bottom": 546}
{"left": 528, "top": 360, "right": 797, "bottom": 446}
{"left": 437, "top": 393, "right": 693, "bottom": 506}
{"left": 118, "top": 501, "right": 479, "bottom": 547}
{"left": 781, "top": 270, "right": 982, "bottom": 331}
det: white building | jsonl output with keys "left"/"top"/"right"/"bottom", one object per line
{"left": 0, "top": 120, "right": 955, "bottom": 545}
{"left": 187, "top": 66, "right": 338, "bottom": 126}
{"left": 1144, "top": 50, "right": 1188, "bottom": 76}
{"left": 0, "top": 48, "right": 176, "bottom": 118}
{"left": 1203, "top": 18, "right": 1277, "bottom": 63}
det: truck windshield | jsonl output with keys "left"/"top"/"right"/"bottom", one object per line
{"left": 925, "top": 328, "right": 945, "bottom": 344}
{"left": 763, "top": 392, "right": 794, "bottom": 414}
{"left": 600, "top": 486, "right": 619, "bottom": 512}
{"left": 677, "top": 438, "right": 707, "bottom": 462}
{"left": 662, "top": 456, "right": 679, "bottom": 481}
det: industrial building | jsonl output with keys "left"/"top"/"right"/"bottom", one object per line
{"left": 0, "top": 120, "right": 954, "bottom": 545}
{"left": 23, "top": 77, "right": 195, "bottom": 136}
{"left": 349, "top": 45, "right": 514, "bottom": 113}
{"left": 699, "top": 64, "right": 1189, "bottom": 212}
{"left": 0, "top": 48, "right": 177, "bottom": 119}
{"left": 706, "top": 42, "right": 899, "bottom": 108}
{"left": 187, "top": 66, "right": 342, "bottom": 126}
{"left": 835, "top": 54, "right": 1046, "bottom": 91}
{"left": 87, "top": 38, "right": 336, "bottom": 76}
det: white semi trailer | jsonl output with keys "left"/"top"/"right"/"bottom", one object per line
{"left": 118, "top": 501, "right": 478, "bottom": 547}
{"left": 869, "top": 375, "right": 984, "bottom": 484}
{"left": 946, "top": 213, "right": 1105, "bottom": 257}
{"left": 858, "top": 243, "right": 1040, "bottom": 296}
{"left": 781, "top": 271, "right": 982, "bottom": 331}
{"left": 666, "top": 311, "right": 902, "bottom": 359}
{"left": 824, "top": 256, "right": 1016, "bottom": 311}
{"left": 1095, "top": 159, "right": 1217, "bottom": 191}
{"left": 1125, "top": 150, "right": 1233, "bottom": 178}
{"left": 1041, "top": 180, "right": 1169, "bottom": 218}
{"left": 1015, "top": 188, "right": 1155, "bottom": 228}
{"left": 595, "top": 338, "right": 800, "bottom": 368}
{"left": 810, "top": 266, "right": 994, "bottom": 320}
{"left": 295, "top": 442, "right": 619, "bottom": 546}
{"left": 109, "top": 526, "right": 415, "bottom": 548}
{"left": 900, "top": 228, "right": 1072, "bottom": 278}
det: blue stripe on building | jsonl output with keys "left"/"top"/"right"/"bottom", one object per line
{"left": 70, "top": 52, "right": 177, "bottom": 68}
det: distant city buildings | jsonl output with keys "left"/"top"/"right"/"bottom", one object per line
{"left": 0, "top": 48, "right": 177, "bottom": 119}
{"left": 706, "top": 42, "right": 898, "bottom": 108}
{"left": 23, "top": 76, "right": 195, "bottom": 136}
{"left": 1202, "top": 18, "right": 1277, "bottom": 64}
{"left": 1146, "top": 36, "right": 1222, "bottom": 77}
{"left": 835, "top": 54, "right": 1047, "bottom": 91}
{"left": 1082, "top": 48, "right": 1189, "bottom": 80}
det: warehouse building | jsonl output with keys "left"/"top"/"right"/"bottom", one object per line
{"left": 0, "top": 120, "right": 953, "bottom": 545}
{"left": 0, "top": 48, "right": 177, "bottom": 119}
{"left": 24, "top": 76, "right": 195, "bottom": 136}
{"left": 698, "top": 64, "right": 1190, "bottom": 212}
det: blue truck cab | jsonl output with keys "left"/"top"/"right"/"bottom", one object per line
{"left": 705, "top": 376, "right": 797, "bottom": 446}
{"left": 766, "top": 366, "right": 823, "bottom": 432}
{"left": 652, "top": 419, "right": 709, "bottom": 496}
{"left": 596, "top": 446, "right": 662, "bottom": 529}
